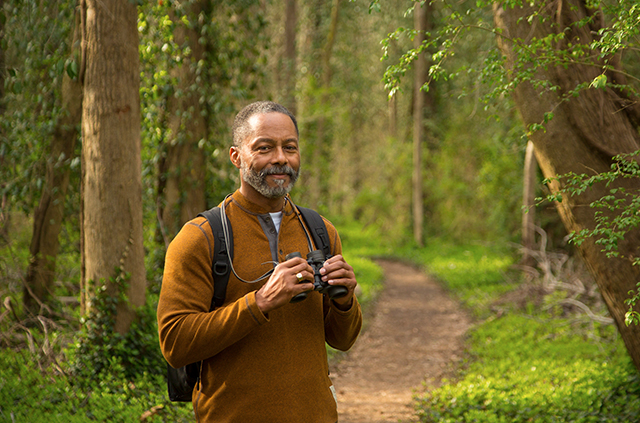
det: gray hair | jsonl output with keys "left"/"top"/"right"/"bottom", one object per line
{"left": 232, "top": 101, "right": 299, "bottom": 148}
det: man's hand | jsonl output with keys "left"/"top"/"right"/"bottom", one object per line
{"left": 255, "top": 256, "right": 314, "bottom": 314}
{"left": 320, "top": 255, "right": 358, "bottom": 310}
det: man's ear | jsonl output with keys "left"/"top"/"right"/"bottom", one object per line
{"left": 229, "top": 146, "right": 242, "bottom": 169}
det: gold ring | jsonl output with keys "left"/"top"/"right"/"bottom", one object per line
{"left": 296, "top": 272, "right": 303, "bottom": 282}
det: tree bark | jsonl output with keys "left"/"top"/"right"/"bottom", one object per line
{"left": 24, "top": 5, "right": 83, "bottom": 314}
{"left": 494, "top": 0, "right": 640, "bottom": 371}
{"left": 159, "top": 1, "right": 207, "bottom": 239}
{"left": 304, "top": 0, "right": 340, "bottom": 209}
{"left": 412, "top": 1, "right": 429, "bottom": 246}
{"left": 81, "top": 0, "right": 146, "bottom": 334}
{"left": 521, "top": 140, "right": 537, "bottom": 267}
{"left": 0, "top": 0, "right": 7, "bottom": 241}
{"left": 282, "top": 0, "right": 297, "bottom": 115}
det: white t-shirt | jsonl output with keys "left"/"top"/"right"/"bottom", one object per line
{"left": 270, "top": 212, "right": 283, "bottom": 234}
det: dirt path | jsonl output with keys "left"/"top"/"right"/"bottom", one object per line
{"left": 330, "top": 260, "right": 472, "bottom": 423}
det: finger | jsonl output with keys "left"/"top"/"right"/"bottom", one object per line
{"left": 321, "top": 255, "right": 352, "bottom": 274}
{"left": 293, "top": 281, "right": 314, "bottom": 292}
{"left": 291, "top": 262, "right": 313, "bottom": 277}
{"left": 282, "top": 256, "right": 307, "bottom": 268}
{"left": 322, "top": 266, "right": 353, "bottom": 283}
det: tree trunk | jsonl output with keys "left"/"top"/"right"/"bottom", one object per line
{"left": 282, "top": 0, "right": 297, "bottom": 115}
{"left": 81, "top": 0, "right": 146, "bottom": 335}
{"left": 412, "top": 1, "right": 430, "bottom": 246}
{"left": 0, "top": 0, "right": 7, "bottom": 242}
{"left": 305, "top": 0, "right": 340, "bottom": 210}
{"left": 521, "top": 140, "right": 537, "bottom": 267}
{"left": 159, "top": 1, "right": 207, "bottom": 239}
{"left": 24, "top": 6, "right": 83, "bottom": 314}
{"left": 494, "top": 1, "right": 640, "bottom": 371}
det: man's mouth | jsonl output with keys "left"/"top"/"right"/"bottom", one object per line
{"left": 260, "top": 166, "right": 296, "bottom": 180}
{"left": 268, "top": 174, "right": 289, "bottom": 186}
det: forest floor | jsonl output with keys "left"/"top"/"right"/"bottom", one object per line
{"left": 329, "top": 259, "right": 473, "bottom": 423}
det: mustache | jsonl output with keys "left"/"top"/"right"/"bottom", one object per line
{"left": 258, "top": 165, "right": 298, "bottom": 178}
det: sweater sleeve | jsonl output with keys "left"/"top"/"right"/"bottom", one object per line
{"left": 157, "top": 220, "right": 268, "bottom": 368}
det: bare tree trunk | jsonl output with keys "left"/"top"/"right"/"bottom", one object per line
{"left": 389, "top": 95, "right": 397, "bottom": 141}
{"left": 494, "top": 0, "right": 640, "bottom": 371}
{"left": 283, "top": 0, "right": 297, "bottom": 115}
{"left": 24, "top": 6, "right": 83, "bottom": 314}
{"left": 305, "top": 0, "right": 340, "bottom": 209}
{"left": 521, "top": 140, "right": 537, "bottom": 266}
{"left": 159, "top": 1, "right": 207, "bottom": 239}
{"left": 0, "top": 0, "right": 7, "bottom": 242}
{"left": 81, "top": 0, "right": 146, "bottom": 334}
{"left": 412, "top": 1, "right": 429, "bottom": 246}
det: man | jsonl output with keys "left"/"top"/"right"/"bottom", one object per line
{"left": 157, "top": 101, "right": 362, "bottom": 422}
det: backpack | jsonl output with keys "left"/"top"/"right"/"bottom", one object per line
{"left": 166, "top": 204, "right": 331, "bottom": 402}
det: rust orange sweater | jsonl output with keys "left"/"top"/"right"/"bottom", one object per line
{"left": 157, "top": 191, "right": 362, "bottom": 422}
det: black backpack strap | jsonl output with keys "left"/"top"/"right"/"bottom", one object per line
{"left": 167, "top": 206, "right": 234, "bottom": 402}
{"left": 296, "top": 206, "right": 331, "bottom": 258}
{"left": 198, "top": 207, "right": 233, "bottom": 309}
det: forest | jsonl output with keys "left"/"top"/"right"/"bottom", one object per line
{"left": 1, "top": 0, "right": 640, "bottom": 421}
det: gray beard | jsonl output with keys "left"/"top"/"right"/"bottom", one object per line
{"left": 240, "top": 162, "right": 300, "bottom": 199}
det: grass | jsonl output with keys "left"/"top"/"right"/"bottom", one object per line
{"left": 416, "top": 314, "right": 640, "bottom": 423}
{"left": 401, "top": 237, "right": 640, "bottom": 423}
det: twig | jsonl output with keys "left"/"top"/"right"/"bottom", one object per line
{"left": 560, "top": 298, "right": 614, "bottom": 324}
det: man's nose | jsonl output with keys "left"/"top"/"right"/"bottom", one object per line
{"left": 272, "top": 146, "right": 287, "bottom": 165}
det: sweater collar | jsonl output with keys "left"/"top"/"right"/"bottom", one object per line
{"left": 229, "top": 190, "right": 295, "bottom": 216}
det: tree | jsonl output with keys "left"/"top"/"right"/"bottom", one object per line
{"left": 412, "top": 1, "right": 426, "bottom": 247}
{"left": 0, "top": 0, "right": 6, "bottom": 240}
{"left": 81, "top": 0, "right": 145, "bottom": 334}
{"left": 24, "top": 4, "right": 83, "bottom": 314}
{"left": 412, "top": 0, "right": 438, "bottom": 246}
{"left": 522, "top": 140, "right": 537, "bottom": 267}
{"left": 158, "top": 0, "right": 207, "bottom": 239}
{"left": 282, "top": 0, "right": 298, "bottom": 114}
{"left": 300, "top": 0, "right": 342, "bottom": 210}
{"left": 493, "top": 0, "right": 640, "bottom": 371}
{"left": 384, "top": 0, "right": 640, "bottom": 369}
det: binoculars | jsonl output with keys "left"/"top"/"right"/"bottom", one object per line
{"left": 286, "top": 250, "right": 349, "bottom": 303}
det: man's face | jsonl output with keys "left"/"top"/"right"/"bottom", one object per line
{"left": 231, "top": 112, "right": 301, "bottom": 200}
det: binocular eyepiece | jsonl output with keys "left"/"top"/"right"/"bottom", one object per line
{"left": 286, "top": 251, "right": 348, "bottom": 303}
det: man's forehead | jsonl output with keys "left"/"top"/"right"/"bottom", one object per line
{"left": 247, "top": 113, "right": 298, "bottom": 138}
{"left": 248, "top": 112, "right": 294, "bottom": 127}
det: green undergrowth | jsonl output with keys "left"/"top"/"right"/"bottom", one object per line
{"left": 325, "top": 218, "right": 385, "bottom": 361}
{"left": 0, "top": 217, "right": 384, "bottom": 422}
{"left": 417, "top": 314, "right": 640, "bottom": 423}
{"left": 406, "top": 238, "right": 640, "bottom": 423}
{"left": 0, "top": 348, "right": 193, "bottom": 422}
{"left": 401, "top": 240, "right": 517, "bottom": 314}
{"left": 331, "top": 217, "right": 386, "bottom": 312}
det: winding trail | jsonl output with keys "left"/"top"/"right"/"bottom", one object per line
{"left": 329, "top": 260, "right": 472, "bottom": 423}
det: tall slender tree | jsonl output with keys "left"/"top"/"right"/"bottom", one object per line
{"left": 311, "top": 0, "right": 340, "bottom": 209}
{"left": 81, "top": 0, "right": 145, "bottom": 334}
{"left": 159, "top": 0, "right": 207, "bottom": 239}
{"left": 282, "top": 0, "right": 297, "bottom": 115}
{"left": 521, "top": 140, "right": 537, "bottom": 266}
{"left": 412, "top": 1, "right": 427, "bottom": 246}
{"left": 24, "top": 4, "right": 83, "bottom": 314}
{"left": 0, "top": 0, "right": 6, "bottom": 240}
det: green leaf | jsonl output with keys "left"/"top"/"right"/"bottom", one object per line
{"left": 66, "top": 59, "right": 79, "bottom": 79}
{"left": 590, "top": 74, "right": 607, "bottom": 89}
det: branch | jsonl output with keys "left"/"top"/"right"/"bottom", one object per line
{"left": 560, "top": 298, "right": 614, "bottom": 324}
